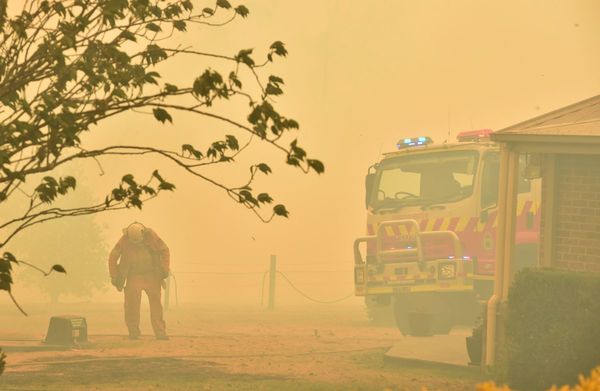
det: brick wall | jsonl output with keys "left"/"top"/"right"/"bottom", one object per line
{"left": 552, "top": 155, "right": 600, "bottom": 272}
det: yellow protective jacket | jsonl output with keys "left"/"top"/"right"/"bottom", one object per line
{"left": 108, "top": 227, "right": 170, "bottom": 279}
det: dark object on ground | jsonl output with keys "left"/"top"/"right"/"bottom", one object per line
{"left": 156, "top": 335, "right": 169, "bottom": 341}
{"left": 44, "top": 315, "right": 88, "bottom": 346}
{"left": 465, "top": 335, "right": 481, "bottom": 366}
{"left": 466, "top": 315, "right": 484, "bottom": 366}
{"left": 499, "top": 268, "right": 600, "bottom": 390}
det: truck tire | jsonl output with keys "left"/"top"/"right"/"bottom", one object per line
{"left": 364, "top": 295, "right": 394, "bottom": 326}
{"left": 393, "top": 292, "right": 476, "bottom": 336}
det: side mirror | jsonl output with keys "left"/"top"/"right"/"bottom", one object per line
{"left": 365, "top": 173, "right": 375, "bottom": 209}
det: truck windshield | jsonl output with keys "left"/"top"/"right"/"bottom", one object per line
{"left": 371, "top": 150, "right": 479, "bottom": 210}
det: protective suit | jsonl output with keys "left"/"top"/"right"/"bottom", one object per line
{"left": 108, "top": 223, "right": 170, "bottom": 340}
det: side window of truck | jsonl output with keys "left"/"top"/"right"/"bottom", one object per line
{"left": 518, "top": 155, "right": 532, "bottom": 193}
{"left": 481, "top": 152, "right": 500, "bottom": 209}
{"left": 481, "top": 152, "right": 532, "bottom": 209}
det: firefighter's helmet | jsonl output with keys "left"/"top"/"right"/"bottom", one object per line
{"left": 125, "top": 222, "right": 145, "bottom": 243}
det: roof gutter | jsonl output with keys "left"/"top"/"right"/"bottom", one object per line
{"left": 491, "top": 134, "right": 600, "bottom": 144}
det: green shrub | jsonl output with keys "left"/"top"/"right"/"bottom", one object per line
{"left": 499, "top": 268, "right": 600, "bottom": 390}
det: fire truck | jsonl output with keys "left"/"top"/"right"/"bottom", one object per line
{"left": 353, "top": 130, "right": 540, "bottom": 335}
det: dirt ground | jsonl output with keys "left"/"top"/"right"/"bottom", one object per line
{"left": 0, "top": 303, "right": 483, "bottom": 390}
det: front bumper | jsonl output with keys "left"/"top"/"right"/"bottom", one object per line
{"left": 355, "top": 258, "right": 474, "bottom": 296}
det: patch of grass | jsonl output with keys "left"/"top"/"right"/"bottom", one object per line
{"left": 0, "top": 349, "right": 485, "bottom": 391}
{"left": 0, "top": 357, "right": 350, "bottom": 391}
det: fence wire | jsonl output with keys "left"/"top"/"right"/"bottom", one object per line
{"left": 169, "top": 267, "right": 354, "bottom": 307}
{"left": 275, "top": 271, "right": 354, "bottom": 304}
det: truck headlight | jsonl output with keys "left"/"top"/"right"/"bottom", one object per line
{"left": 355, "top": 268, "right": 365, "bottom": 284}
{"left": 438, "top": 262, "right": 456, "bottom": 280}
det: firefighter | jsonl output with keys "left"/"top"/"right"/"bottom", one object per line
{"left": 108, "top": 222, "right": 170, "bottom": 340}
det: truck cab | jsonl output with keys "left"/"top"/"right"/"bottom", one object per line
{"left": 354, "top": 130, "right": 540, "bottom": 335}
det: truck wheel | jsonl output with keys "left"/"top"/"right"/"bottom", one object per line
{"left": 364, "top": 295, "right": 394, "bottom": 326}
{"left": 392, "top": 294, "right": 412, "bottom": 335}
{"left": 393, "top": 294, "right": 451, "bottom": 336}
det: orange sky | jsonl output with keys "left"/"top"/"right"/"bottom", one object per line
{"left": 4, "top": 0, "right": 600, "bottom": 305}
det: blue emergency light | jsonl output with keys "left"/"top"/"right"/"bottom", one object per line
{"left": 396, "top": 136, "right": 433, "bottom": 149}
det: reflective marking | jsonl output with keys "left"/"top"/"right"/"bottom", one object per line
{"left": 517, "top": 199, "right": 527, "bottom": 216}
{"left": 398, "top": 225, "right": 417, "bottom": 238}
{"left": 476, "top": 219, "right": 487, "bottom": 232}
{"left": 455, "top": 217, "right": 470, "bottom": 232}
{"left": 425, "top": 218, "right": 436, "bottom": 231}
{"left": 439, "top": 217, "right": 451, "bottom": 231}
{"left": 532, "top": 201, "right": 541, "bottom": 216}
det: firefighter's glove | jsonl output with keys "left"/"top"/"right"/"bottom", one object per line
{"left": 111, "top": 277, "right": 123, "bottom": 292}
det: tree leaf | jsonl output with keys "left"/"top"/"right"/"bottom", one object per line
{"left": 122, "top": 174, "right": 136, "bottom": 187}
{"left": 282, "top": 119, "right": 299, "bottom": 129}
{"left": 229, "top": 72, "right": 242, "bottom": 88}
{"left": 3, "top": 252, "right": 17, "bottom": 263}
{"left": 270, "top": 41, "right": 288, "bottom": 57}
{"left": 273, "top": 204, "right": 289, "bottom": 218}
{"left": 193, "top": 69, "right": 224, "bottom": 99}
{"left": 129, "top": 197, "right": 143, "bottom": 209}
{"left": 216, "top": 0, "right": 232, "bottom": 9}
{"left": 308, "top": 159, "right": 325, "bottom": 174}
{"left": 158, "top": 182, "right": 176, "bottom": 191}
{"left": 225, "top": 135, "right": 239, "bottom": 151}
{"left": 257, "top": 193, "right": 273, "bottom": 204}
{"left": 286, "top": 156, "right": 300, "bottom": 167}
{"left": 149, "top": 5, "right": 162, "bottom": 17}
{"left": 43, "top": 176, "right": 58, "bottom": 187}
{"left": 265, "top": 83, "right": 283, "bottom": 96}
{"left": 0, "top": 260, "right": 12, "bottom": 273}
{"left": 60, "top": 176, "right": 77, "bottom": 191}
{"left": 146, "top": 22, "right": 162, "bottom": 32}
{"left": 235, "top": 5, "right": 249, "bottom": 17}
{"left": 51, "top": 264, "right": 67, "bottom": 274}
{"left": 152, "top": 108, "right": 173, "bottom": 124}
{"left": 235, "top": 49, "right": 255, "bottom": 67}
{"left": 152, "top": 170, "right": 164, "bottom": 182}
{"left": 173, "top": 20, "right": 187, "bottom": 32}
{"left": 119, "top": 30, "right": 137, "bottom": 42}
{"left": 256, "top": 163, "right": 271, "bottom": 175}
{"left": 164, "top": 83, "right": 178, "bottom": 93}
{"left": 268, "top": 75, "right": 284, "bottom": 84}
{"left": 53, "top": 2, "right": 66, "bottom": 16}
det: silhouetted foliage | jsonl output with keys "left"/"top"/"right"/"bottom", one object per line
{"left": 498, "top": 268, "right": 600, "bottom": 390}
{"left": 7, "top": 174, "right": 108, "bottom": 302}
{"left": 0, "top": 348, "right": 5, "bottom": 375}
{"left": 0, "top": 0, "right": 323, "bottom": 309}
